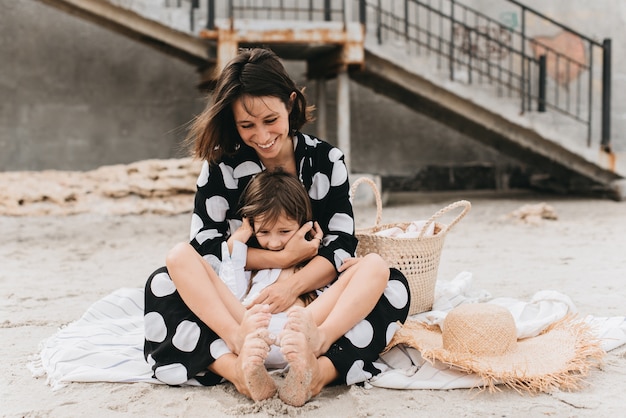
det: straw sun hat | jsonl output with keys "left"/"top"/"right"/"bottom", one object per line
{"left": 387, "top": 303, "right": 604, "bottom": 393}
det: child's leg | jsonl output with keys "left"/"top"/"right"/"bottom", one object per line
{"left": 286, "top": 253, "right": 390, "bottom": 356}
{"left": 166, "top": 242, "right": 268, "bottom": 353}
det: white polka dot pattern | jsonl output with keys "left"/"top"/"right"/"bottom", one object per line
{"left": 328, "top": 213, "right": 353, "bottom": 234}
{"left": 322, "top": 234, "right": 338, "bottom": 247}
{"left": 385, "top": 322, "right": 401, "bottom": 344}
{"left": 308, "top": 172, "right": 330, "bottom": 200}
{"left": 154, "top": 363, "right": 189, "bottom": 385}
{"left": 197, "top": 161, "right": 209, "bottom": 187}
{"left": 333, "top": 248, "right": 352, "bottom": 270}
{"left": 210, "top": 338, "right": 232, "bottom": 360}
{"left": 150, "top": 272, "right": 176, "bottom": 297}
{"left": 189, "top": 213, "right": 203, "bottom": 241}
{"left": 331, "top": 160, "right": 348, "bottom": 187}
{"left": 384, "top": 279, "right": 410, "bottom": 309}
{"left": 345, "top": 360, "right": 372, "bottom": 386}
{"left": 195, "top": 229, "right": 222, "bottom": 245}
{"left": 144, "top": 312, "right": 167, "bottom": 343}
{"left": 172, "top": 320, "right": 201, "bottom": 352}
{"left": 233, "top": 161, "right": 262, "bottom": 178}
{"left": 328, "top": 147, "right": 343, "bottom": 162}
{"left": 345, "top": 319, "right": 374, "bottom": 348}
{"left": 219, "top": 163, "right": 238, "bottom": 189}
{"left": 303, "top": 134, "right": 321, "bottom": 147}
{"left": 206, "top": 196, "right": 229, "bottom": 222}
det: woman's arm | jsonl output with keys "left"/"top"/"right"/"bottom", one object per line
{"left": 189, "top": 161, "right": 233, "bottom": 258}
{"left": 245, "top": 221, "right": 321, "bottom": 270}
{"left": 249, "top": 255, "right": 336, "bottom": 313}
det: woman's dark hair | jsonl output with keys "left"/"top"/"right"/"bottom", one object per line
{"left": 238, "top": 169, "right": 312, "bottom": 231}
{"left": 186, "top": 48, "right": 314, "bottom": 163}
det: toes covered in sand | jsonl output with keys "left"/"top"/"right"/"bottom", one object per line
{"left": 278, "top": 329, "right": 320, "bottom": 407}
{"left": 284, "top": 306, "right": 325, "bottom": 357}
{"left": 234, "top": 304, "right": 272, "bottom": 354}
{"left": 236, "top": 329, "right": 277, "bottom": 402}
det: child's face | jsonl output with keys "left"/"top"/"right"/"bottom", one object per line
{"left": 253, "top": 214, "right": 300, "bottom": 251}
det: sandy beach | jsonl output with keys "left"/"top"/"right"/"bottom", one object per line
{"left": 1, "top": 164, "right": 625, "bottom": 417}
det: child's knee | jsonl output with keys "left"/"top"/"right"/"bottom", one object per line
{"left": 361, "top": 253, "right": 389, "bottom": 279}
{"left": 165, "top": 242, "right": 194, "bottom": 270}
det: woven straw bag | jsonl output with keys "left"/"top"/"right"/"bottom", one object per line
{"left": 350, "top": 177, "right": 471, "bottom": 315}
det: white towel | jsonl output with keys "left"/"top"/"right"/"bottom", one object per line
{"left": 30, "top": 277, "right": 626, "bottom": 391}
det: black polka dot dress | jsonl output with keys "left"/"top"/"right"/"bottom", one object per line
{"left": 144, "top": 132, "right": 410, "bottom": 386}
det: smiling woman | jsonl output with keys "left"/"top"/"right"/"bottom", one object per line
{"left": 142, "top": 48, "right": 410, "bottom": 406}
{"left": 232, "top": 95, "right": 296, "bottom": 173}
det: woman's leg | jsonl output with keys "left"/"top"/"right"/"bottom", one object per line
{"left": 324, "top": 268, "right": 410, "bottom": 385}
{"left": 144, "top": 266, "right": 225, "bottom": 386}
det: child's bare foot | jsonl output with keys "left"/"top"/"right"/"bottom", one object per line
{"left": 234, "top": 329, "right": 277, "bottom": 402}
{"left": 278, "top": 329, "right": 321, "bottom": 407}
{"left": 284, "top": 306, "right": 326, "bottom": 356}
{"left": 234, "top": 304, "right": 271, "bottom": 354}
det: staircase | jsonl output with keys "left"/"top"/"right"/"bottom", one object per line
{"left": 34, "top": 0, "right": 625, "bottom": 199}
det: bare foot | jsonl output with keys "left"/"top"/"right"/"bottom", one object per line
{"left": 234, "top": 329, "right": 277, "bottom": 401}
{"left": 284, "top": 306, "right": 326, "bottom": 356}
{"left": 234, "top": 304, "right": 271, "bottom": 354}
{"left": 278, "top": 329, "right": 321, "bottom": 407}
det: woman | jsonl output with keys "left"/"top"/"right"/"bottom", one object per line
{"left": 143, "top": 48, "right": 410, "bottom": 406}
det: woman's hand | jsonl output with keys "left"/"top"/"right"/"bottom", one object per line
{"left": 249, "top": 279, "right": 299, "bottom": 314}
{"left": 280, "top": 221, "right": 323, "bottom": 267}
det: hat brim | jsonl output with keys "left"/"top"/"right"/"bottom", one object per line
{"left": 387, "top": 316, "right": 604, "bottom": 393}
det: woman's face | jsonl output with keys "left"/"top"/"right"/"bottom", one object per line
{"left": 253, "top": 214, "right": 300, "bottom": 251}
{"left": 232, "top": 95, "right": 293, "bottom": 163}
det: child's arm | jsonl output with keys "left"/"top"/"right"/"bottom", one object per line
{"left": 227, "top": 217, "right": 253, "bottom": 253}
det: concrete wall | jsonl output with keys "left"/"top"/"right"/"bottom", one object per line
{"left": 0, "top": 0, "right": 205, "bottom": 171}
{"left": 5, "top": 0, "right": 613, "bottom": 192}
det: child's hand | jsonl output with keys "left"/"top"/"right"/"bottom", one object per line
{"left": 338, "top": 256, "right": 361, "bottom": 272}
{"left": 227, "top": 217, "right": 254, "bottom": 252}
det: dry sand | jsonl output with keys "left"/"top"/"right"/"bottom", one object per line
{"left": 1, "top": 162, "right": 625, "bottom": 417}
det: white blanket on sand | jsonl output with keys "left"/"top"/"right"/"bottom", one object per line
{"left": 30, "top": 272, "right": 626, "bottom": 391}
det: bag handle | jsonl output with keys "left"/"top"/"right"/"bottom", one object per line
{"left": 417, "top": 200, "right": 472, "bottom": 239}
{"left": 350, "top": 177, "right": 382, "bottom": 227}
{"left": 351, "top": 177, "right": 471, "bottom": 237}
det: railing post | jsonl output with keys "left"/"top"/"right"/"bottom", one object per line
{"left": 190, "top": 0, "right": 199, "bottom": 32}
{"left": 520, "top": 6, "right": 526, "bottom": 114}
{"left": 601, "top": 38, "right": 611, "bottom": 150}
{"left": 538, "top": 54, "right": 546, "bottom": 112}
{"left": 404, "top": 0, "right": 409, "bottom": 43}
{"left": 449, "top": 0, "right": 455, "bottom": 81}
{"left": 324, "top": 0, "right": 331, "bottom": 21}
{"left": 376, "top": 0, "right": 382, "bottom": 44}
{"left": 359, "top": 0, "right": 366, "bottom": 26}
{"left": 206, "top": 0, "right": 215, "bottom": 30}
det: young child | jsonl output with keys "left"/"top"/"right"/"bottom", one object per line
{"left": 218, "top": 169, "right": 321, "bottom": 367}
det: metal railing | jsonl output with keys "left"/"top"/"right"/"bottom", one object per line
{"left": 170, "top": 0, "right": 612, "bottom": 150}
{"left": 359, "top": 0, "right": 612, "bottom": 150}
